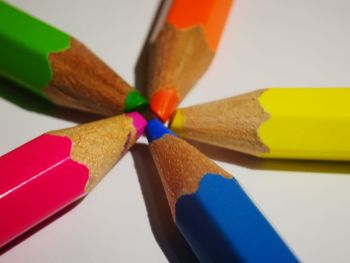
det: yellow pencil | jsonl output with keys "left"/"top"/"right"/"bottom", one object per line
{"left": 170, "top": 88, "right": 350, "bottom": 161}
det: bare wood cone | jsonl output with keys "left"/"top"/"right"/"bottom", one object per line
{"left": 148, "top": 23, "right": 214, "bottom": 100}
{"left": 171, "top": 90, "right": 270, "bottom": 156}
{"left": 45, "top": 38, "right": 133, "bottom": 116}
{"left": 149, "top": 134, "right": 231, "bottom": 219}
{"left": 49, "top": 114, "right": 136, "bottom": 192}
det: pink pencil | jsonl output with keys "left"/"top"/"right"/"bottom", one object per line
{"left": 0, "top": 112, "right": 146, "bottom": 248}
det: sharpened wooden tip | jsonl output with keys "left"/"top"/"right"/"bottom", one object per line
{"left": 169, "top": 89, "right": 270, "bottom": 156}
{"left": 48, "top": 114, "right": 143, "bottom": 191}
{"left": 148, "top": 23, "right": 214, "bottom": 104}
{"left": 145, "top": 119, "right": 231, "bottom": 219}
{"left": 45, "top": 38, "right": 138, "bottom": 116}
{"left": 147, "top": 0, "right": 232, "bottom": 110}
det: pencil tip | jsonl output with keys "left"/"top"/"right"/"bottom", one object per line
{"left": 150, "top": 89, "right": 179, "bottom": 122}
{"left": 126, "top": 112, "right": 147, "bottom": 139}
{"left": 145, "top": 118, "right": 176, "bottom": 142}
{"left": 124, "top": 91, "right": 149, "bottom": 112}
{"left": 168, "top": 109, "right": 183, "bottom": 134}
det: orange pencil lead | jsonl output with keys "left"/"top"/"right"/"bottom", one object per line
{"left": 150, "top": 89, "right": 179, "bottom": 122}
{"left": 147, "top": 0, "right": 233, "bottom": 121}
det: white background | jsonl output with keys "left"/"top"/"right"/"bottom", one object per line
{"left": 1, "top": 0, "right": 350, "bottom": 262}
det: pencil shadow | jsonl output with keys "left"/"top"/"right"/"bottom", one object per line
{"left": 131, "top": 143, "right": 199, "bottom": 263}
{"left": 186, "top": 139, "right": 350, "bottom": 175}
{"left": 0, "top": 77, "right": 101, "bottom": 124}
{"left": 134, "top": 0, "right": 166, "bottom": 96}
{"left": 0, "top": 198, "right": 84, "bottom": 256}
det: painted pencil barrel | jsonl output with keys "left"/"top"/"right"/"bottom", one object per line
{"left": 166, "top": 0, "right": 233, "bottom": 51}
{"left": 0, "top": 113, "right": 146, "bottom": 247}
{"left": 148, "top": 0, "right": 233, "bottom": 122}
{"left": 0, "top": 1, "right": 70, "bottom": 97}
{"left": 176, "top": 174, "right": 298, "bottom": 263}
{"left": 258, "top": 88, "right": 350, "bottom": 160}
{"left": 170, "top": 88, "right": 350, "bottom": 161}
{"left": 0, "top": 134, "right": 88, "bottom": 247}
{"left": 146, "top": 119, "right": 298, "bottom": 262}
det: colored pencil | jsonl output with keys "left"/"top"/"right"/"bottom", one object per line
{"left": 170, "top": 88, "right": 350, "bottom": 161}
{"left": 0, "top": 112, "right": 147, "bottom": 248}
{"left": 0, "top": 2, "right": 148, "bottom": 116}
{"left": 148, "top": 0, "right": 233, "bottom": 122}
{"left": 145, "top": 119, "right": 298, "bottom": 263}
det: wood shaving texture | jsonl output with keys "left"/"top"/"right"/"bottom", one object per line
{"left": 179, "top": 89, "right": 270, "bottom": 155}
{"left": 45, "top": 38, "right": 132, "bottom": 116}
{"left": 149, "top": 135, "right": 231, "bottom": 220}
{"left": 148, "top": 23, "right": 214, "bottom": 100}
{"left": 49, "top": 114, "right": 136, "bottom": 192}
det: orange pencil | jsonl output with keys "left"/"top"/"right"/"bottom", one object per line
{"left": 148, "top": 0, "right": 233, "bottom": 122}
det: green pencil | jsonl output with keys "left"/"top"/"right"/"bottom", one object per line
{"left": 0, "top": 1, "right": 148, "bottom": 115}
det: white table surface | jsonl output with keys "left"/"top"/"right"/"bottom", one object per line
{"left": 1, "top": 0, "right": 350, "bottom": 262}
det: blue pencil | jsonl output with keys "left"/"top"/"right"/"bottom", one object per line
{"left": 145, "top": 119, "right": 298, "bottom": 263}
